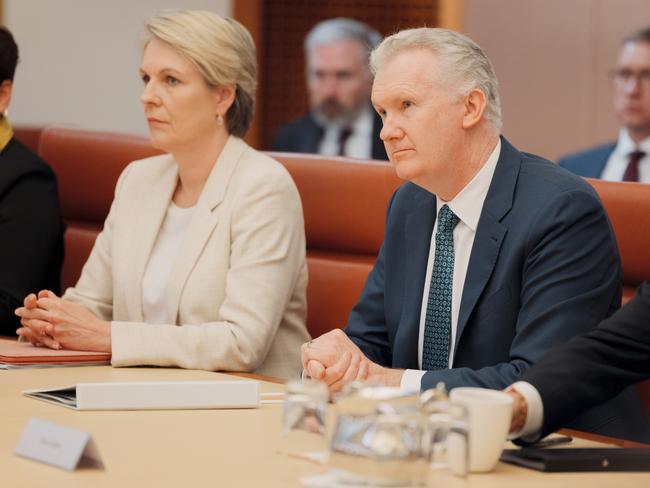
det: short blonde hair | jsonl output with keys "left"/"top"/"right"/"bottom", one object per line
{"left": 145, "top": 10, "right": 257, "bottom": 137}
{"left": 370, "top": 28, "right": 502, "bottom": 132}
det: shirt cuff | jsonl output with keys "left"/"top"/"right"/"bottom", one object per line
{"left": 511, "top": 381, "right": 544, "bottom": 440}
{"left": 400, "top": 369, "right": 426, "bottom": 391}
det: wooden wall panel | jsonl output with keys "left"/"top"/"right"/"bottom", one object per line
{"left": 234, "top": 0, "right": 263, "bottom": 149}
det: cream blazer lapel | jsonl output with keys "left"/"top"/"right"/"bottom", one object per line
{"left": 124, "top": 157, "right": 178, "bottom": 321}
{"left": 164, "top": 136, "right": 248, "bottom": 323}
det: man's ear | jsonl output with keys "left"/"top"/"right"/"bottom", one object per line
{"left": 0, "top": 80, "right": 13, "bottom": 114}
{"left": 461, "top": 88, "right": 487, "bottom": 129}
{"left": 214, "top": 84, "right": 236, "bottom": 119}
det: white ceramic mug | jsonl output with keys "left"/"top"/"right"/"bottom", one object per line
{"left": 448, "top": 387, "right": 513, "bottom": 472}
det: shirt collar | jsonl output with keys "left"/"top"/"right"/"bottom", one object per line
{"left": 437, "top": 138, "right": 501, "bottom": 233}
{"left": 616, "top": 128, "right": 650, "bottom": 155}
{"left": 350, "top": 104, "right": 374, "bottom": 137}
{"left": 0, "top": 116, "right": 13, "bottom": 153}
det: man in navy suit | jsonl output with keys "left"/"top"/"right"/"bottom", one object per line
{"left": 272, "top": 18, "right": 387, "bottom": 160}
{"left": 508, "top": 282, "right": 650, "bottom": 441}
{"left": 559, "top": 27, "right": 650, "bottom": 182}
{"left": 301, "top": 27, "right": 650, "bottom": 441}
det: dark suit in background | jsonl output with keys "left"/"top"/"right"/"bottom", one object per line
{"left": 0, "top": 137, "right": 64, "bottom": 335}
{"left": 345, "top": 136, "right": 648, "bottom": 440}
{"left": 558, "top": 143, "right": 616, "bottom": 178}
{"left": 272, "top": 111, "right": 388, "bottom": 161}
{"left": 523, "top": 282, "right": 650, "bottom": 440}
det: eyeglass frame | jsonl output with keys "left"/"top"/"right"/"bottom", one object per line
{"left": 609, "top": 67, "right": 650, "bottom": 87}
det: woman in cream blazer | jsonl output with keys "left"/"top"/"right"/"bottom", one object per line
{"left": 16, "top": 11, "right": 309, "bottom": 379}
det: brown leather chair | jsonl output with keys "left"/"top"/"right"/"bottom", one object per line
{"left": 586, "top": 178, "right": 650, "bottom": 420}
{"left": 586, "top": 179, "right": 650, "bottom": 304}
{"left": 13, "top": 125, "right": 43, "bottom": 154}
{"left": 269, "top": 153, "right": 402, "bottom": 338}
{"left": 38, "top": 127, "right": 161, "bottom": 291}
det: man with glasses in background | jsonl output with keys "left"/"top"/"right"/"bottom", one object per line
{"left": 273, "top": 18, "right": 387, "bottom": 160}
{"left": 559, "top": 27, "right": 650, "bottom": 182}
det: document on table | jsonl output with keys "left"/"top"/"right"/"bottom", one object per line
{"left": 24, "top": 380, "right": 261, "bottom": 410}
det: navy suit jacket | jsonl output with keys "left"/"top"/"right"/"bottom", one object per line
{"left": 523, "top": 282, "right": 650, "bottom": 442}
{"left": 272, "top": 112, "right": 388, "bottom": 161}
{"left": 558, "top": 142, "right": 616, "bottom": 178}
{"left": 345, "top": 136, "right": 648, "bottom": 440}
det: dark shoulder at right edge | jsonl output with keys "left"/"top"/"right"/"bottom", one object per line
{"left": 557, "top": 142, "right": 617, "bottom": 166}
{"left": 518, "top": 149, "right": 601, "bottom": 198}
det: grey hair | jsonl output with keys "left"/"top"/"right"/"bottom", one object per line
{"left": 304, "top": 18, "right": 381, "bottom": 60}
{"left": 624, "top": 26, "right": 650, "bottom": 45}
{"left": 370, "top": 27, "right": 502, "bottom": 132}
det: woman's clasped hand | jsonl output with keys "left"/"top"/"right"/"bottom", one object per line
{"left": 15, "top": 290, "right": 111, "bottom": 352}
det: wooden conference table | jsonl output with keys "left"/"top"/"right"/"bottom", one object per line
{"left": 1, "top": 366, "right": 649, "bottom": 487}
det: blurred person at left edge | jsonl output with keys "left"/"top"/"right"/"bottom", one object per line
{"left": 0, "top": 25, "right": 63, "bottom": 336}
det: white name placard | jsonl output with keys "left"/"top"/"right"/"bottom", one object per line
{"left": 14, "top": 418, "right": 104, "bottom": 471}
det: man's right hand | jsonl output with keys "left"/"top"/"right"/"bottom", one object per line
{"left": 301, "top": 329, "right": 370, "bottom": 392}
{"left": 301, "top": 329, "right": 406, "bottom": 393}
{"left": 507, "top": 387, "right": 529, "bottom": 434}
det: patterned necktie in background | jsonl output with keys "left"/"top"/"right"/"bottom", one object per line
{"left": 422, "top": 204, "right": 460, "bottom": 370}
{"left": 623, "top": 150, "right": 646, "bottom": 182}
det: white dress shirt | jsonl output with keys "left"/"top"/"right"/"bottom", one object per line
{"left": 142, "top": 202, "right": 195, "bottom": 324}
{"left": 510, "top": 380, "right": 545, "bottom": 439}
{"left": 401, "top": 139, "right": 501, "bottom": 390}
{"left": 601, "top": 129, "right": 650, "bottom": 182}
{"left": 317, "top": 105, "right": 374, "bottom": 159}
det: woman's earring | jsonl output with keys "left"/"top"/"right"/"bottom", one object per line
{"left": 217, "top": 114, "right": 224, "bottom": 125}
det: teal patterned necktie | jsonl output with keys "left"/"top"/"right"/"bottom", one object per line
{"left": 423, "top": 204, "right": 460, "bottom": 370}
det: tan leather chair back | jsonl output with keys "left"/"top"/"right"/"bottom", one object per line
{"left": 269, "top": 152, "right": 401, "bottom": 338}
{"left": 13, "top": 126, "right": 43, "bottom": 154}
{"left": 587, "top": 179, "right": 650, "bottom": 303}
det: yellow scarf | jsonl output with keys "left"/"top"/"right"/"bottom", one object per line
{"left": 0, "top": 116, "right": 13, "bottom": 152}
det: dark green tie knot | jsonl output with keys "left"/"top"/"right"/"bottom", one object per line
{"left": 437, "top": 205, "right": 459, "bottom": 234}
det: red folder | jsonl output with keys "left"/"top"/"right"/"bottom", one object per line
{"left": 0, "top": 337, "right": 111, "bottom": 365}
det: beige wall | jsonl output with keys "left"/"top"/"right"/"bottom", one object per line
{"left": 464, "top": 0, "right": 650, "bottom": 161}
{"left": 5, "top": 0, "right": 232, "bottom": 135}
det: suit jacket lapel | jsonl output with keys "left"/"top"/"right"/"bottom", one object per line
{"left": 595, "top": 145, "right": 616, "bottom": 178}
{"left": 127, "top": 157, "right": 178, "bottom": 321}
{"left": 455, "top": 137, "right": 519, "bottom": 351}
{"left": 299, "top": 116, "right": 324, "bottom": 153}
{"left": 395, "top": 187, "right": 437, "bottom": 369}
{"left": 165, "top": 136, "right": 247, "bottom": 323}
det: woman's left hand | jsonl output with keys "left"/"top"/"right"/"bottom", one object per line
{"left": 16, "top": 290, "right": 112, "bottom": 352}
